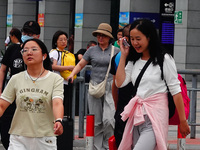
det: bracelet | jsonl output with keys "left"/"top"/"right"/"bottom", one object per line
{"left": 54, "top": 118, "right": 63, "bottom": 126}
{"left": 55, "top": 118, "right": 62, "bottom": 122}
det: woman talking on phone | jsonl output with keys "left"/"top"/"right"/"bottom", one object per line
{"left": 115, "top": 19, "right": 190, "bottom": 150}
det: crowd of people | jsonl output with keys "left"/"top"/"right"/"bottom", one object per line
{"left": 0, "top": 19, "right": 190, "bottom": 150}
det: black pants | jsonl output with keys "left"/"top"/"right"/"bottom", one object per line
{"left": 63, "top": 84, "right": 73, "bottom": 117}
{"left": 0, "top": 103, "right": 16, "bottom": 150}
{"left": 114, "top": 117, "right": 127, "bottom": 148}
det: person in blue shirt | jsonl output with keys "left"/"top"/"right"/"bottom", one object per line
{"left": 110, "top": 24, "right": 132, "bottom": 147}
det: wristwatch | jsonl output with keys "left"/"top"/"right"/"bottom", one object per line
{"left": 54, "top": 118, "right": 63, "bottom": 126}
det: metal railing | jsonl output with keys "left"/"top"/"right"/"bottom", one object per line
{"left": 72, "top": 76, "right": 85, "bottom": 138}
{"left": 73, "top": 68, "right": 200, "bottom": 139}
{"left": 178, "top": 69, "right": 200, "bottom": 139}
{"left": 71, "top": 65, "right": 91, "bottom": 138}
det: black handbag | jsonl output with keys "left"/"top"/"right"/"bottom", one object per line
{"left": 168, "top": 92, "right": 176, "bottom": 119}
{"left": 164, "top": 80, "right": 176, "bottom": 119}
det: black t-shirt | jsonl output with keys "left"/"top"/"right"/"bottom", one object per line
{"left": 110, "top": 53, "right": 134, "bottom": 121}
{"left": 1, "top": 44, "right": 24, "bottom": 116}
{"left": 75, "top": 48, "right": 86, "bottom": 64}
{"left": 1, "top": 44, "right": 24, "bottom": 77}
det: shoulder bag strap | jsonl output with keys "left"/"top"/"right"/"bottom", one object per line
{"left": 105, "top": 45, "right": 115, "bottom": 79}
{"left": 134, "top": 58, "right": 152, "bottom": 90}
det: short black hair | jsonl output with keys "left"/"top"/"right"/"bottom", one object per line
{"left": 117, "top": 28, "right": 123, "bottom": 33}
{"left": 10, "top": 27, "right": 22, "bottom": 43}
{"left": 122, "top": 24, "right": 131, "bottom": 37}
{"left": 87, "top": 40, "right": 97, "bottom": 48}
{"left": 21, "top": 21, "right": 40, "bottom": 35}
{"left": 52, "top": 30, "right": 68, "bottom": 49}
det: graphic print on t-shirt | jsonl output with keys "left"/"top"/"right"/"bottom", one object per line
{"left": 20, "top": 95, "right": 46, "bottom": 113}
{"left": 13, "top": 58, "right": 23, "bottom": 68}
{"left": 19, "top": 88, "right": 49, "bottom": 113}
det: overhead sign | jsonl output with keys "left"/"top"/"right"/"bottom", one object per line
{"left": 174, "top": 11, "right": 182, "bottom": 24}
{"left": 130, "top": 12, "right": 160, "bottom": 29}
{"left": 160, "top": 0, "right": 175, "bottom": 17}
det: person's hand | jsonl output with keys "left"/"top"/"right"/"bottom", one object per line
{"left": 179, "top": 120, "right": 190, "bottom": 137}
{"left": 67, "top": 66, "right": 75, "bottom": 71}
{"left": 67, "top": 74, "right": 74, "bottom": 83}
{"left": 119, "top": 37, "right": 130, "bottom": 57}
{"left": 54, "top": 121, "right": 63, "bottom": 135}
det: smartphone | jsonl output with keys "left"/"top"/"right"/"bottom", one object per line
{"left": 123, "top": 38, "right": 130, "bottom": 47}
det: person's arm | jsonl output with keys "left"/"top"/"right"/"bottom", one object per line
{"left": 0, "top": 64, "right": 7, "bottom": 95}
{"left": 51, "top": 59, "right": 75, "bottom": 72}
{"left": 0, "top": 99, "right": 10, "bottom": 117}
{"left": 77, "top": 54, "right": 83, "bottom": 61}
{"left": 163, "top": 54, "right": 190, "bottom": 136}
{"left": 67, "top": 59, "right": 88, "bottom": 83}
{"left": 173, "top": 93, "right": 190, "bottom": 137}
{"left": 112, "top": 75, "right": 118, "bottom": 109}
{"left": 53, "top": 98, "right": 64, "bottom": 135}
{"left": 115, "top": 37, "right": 129, "bottom": 87}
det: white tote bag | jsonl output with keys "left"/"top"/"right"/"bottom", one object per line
{"left": 89, "top": 79, "right": 107, "bottom": 98}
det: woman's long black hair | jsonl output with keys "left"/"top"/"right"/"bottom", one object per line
{"left": 22, "top": 39, "right": 52, "bottom": 71}
{"left": 127, "top": 19, "right": 167, "bottom": 79}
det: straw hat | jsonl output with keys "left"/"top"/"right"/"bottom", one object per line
{"left": 92, "top": 23, "right": 114, "bottom": 39}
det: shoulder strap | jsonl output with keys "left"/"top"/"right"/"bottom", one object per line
{"left": 54, "top": 49, "right": 68, "bottom": 62}
{"left": 49, "top": 49, "right": 61, "bottom": 62}
{"left": 105, "top": 46, "right": 115, "bottom": 79}
{"left": 134, "top": 58, "right": 152, "bottom": 90}
{"left": 57, "top": 50, "right": 61, "bottom": 62}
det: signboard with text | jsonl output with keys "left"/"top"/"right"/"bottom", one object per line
{"left": 130, "top": 12, "right": 160, "bottom": 29}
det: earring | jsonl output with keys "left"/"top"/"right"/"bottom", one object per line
{"left": 43, "top": 56, "right": 44, "bottom": 60}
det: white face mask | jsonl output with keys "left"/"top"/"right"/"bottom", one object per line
{"left": 21, "top": 35, "right": 34, "bottom": 43}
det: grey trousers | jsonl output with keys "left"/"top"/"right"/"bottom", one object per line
{"left": 88, "top": 81, "right": 115, "bottom": 150}
{"left": 133, "top": 115, "right": 156, "bottom": 150}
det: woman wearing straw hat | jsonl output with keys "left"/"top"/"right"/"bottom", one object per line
{"left": 68, "top": 23, "right": 120, "bottom": 150}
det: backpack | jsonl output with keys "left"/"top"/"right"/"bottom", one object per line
{"left": 51, "top": 49, "right": 77, "bottom": 80}
{"left": 168, "top": 74, "right": 190, "bottom": 125}
{"left": 158, "top": 53, "right": 190, "bottom": 125}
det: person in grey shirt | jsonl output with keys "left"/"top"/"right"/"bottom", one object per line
{"left": 68, "top": 23, "right": 120, "bottom": 150}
